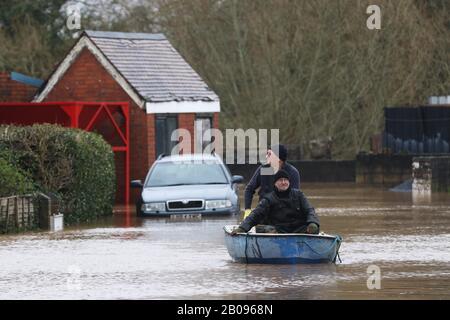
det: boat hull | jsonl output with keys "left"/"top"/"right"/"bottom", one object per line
{"left": 224, "top": 225, "right": 342, "bottom": 264}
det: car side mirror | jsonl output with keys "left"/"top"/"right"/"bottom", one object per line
{"left": 232, "top": 175, "right": 244, "bottom": 184}
{"left": 130, "top": 180, "right": 143, "bottom": 188}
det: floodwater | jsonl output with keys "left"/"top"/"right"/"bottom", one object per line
{"left": 0, "top": 183, "right": 449, "bottom": 300}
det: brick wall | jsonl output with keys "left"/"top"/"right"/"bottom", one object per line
{"left": 213, "top": 112, "right": 219, "bottom": 129}
{"left": 43, "top": 48, "right": 154, "bottom": 203}
{"left": 355, "top": 154, "right": 412, "bottom": 187}
{"left": 177, "top": 113, "right": 219, "bottom": 154}
{"left": 412, "top": 156, "right": 450, "bottom": 193}
{"left": 178, "top": 113, "right": 195, "bottom": 153}
{"left": 0, "top": 72, "right": 37, "bottom": 102}
{"left": 145, "top": 113, "right": 155, "bottom": 170}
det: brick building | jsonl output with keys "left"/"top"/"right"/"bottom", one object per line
{"left": 0, "top": 72, "right": 42, "bottom": 102}
{"left": 34, "top": 30, "right": 220, "bottom": 203}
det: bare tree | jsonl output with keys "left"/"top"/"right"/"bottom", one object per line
{"left": 156, "top": 0, "right": 449, "bottom": 158}
{"left": 1, "top": 0, "right": 448, "bottom": 158}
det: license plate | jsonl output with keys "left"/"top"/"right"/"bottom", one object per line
{"left": 169, "top": 213, "right": 202, "bottom": 221}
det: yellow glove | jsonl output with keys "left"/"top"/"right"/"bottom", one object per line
{"left": 244, "top": 209, "right": 252, "bottom": 219}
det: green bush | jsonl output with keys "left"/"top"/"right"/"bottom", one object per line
{"left": 0, "top": 124, "right": 116, "bottom": 224}
{"left": 0, "top": 151, "right": 35, "bottom": 197}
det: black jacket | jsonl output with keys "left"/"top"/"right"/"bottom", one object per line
{"left": 244, "top": 162, "right": 300, "bottom": 209}
{"left": 240, "top": 188, "right": 319, "bottom": 233}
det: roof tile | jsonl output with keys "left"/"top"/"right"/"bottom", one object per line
{"left": 85, "top": 30, "right": 219, "bottom": 103}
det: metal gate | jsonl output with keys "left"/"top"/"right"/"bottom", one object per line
{"left": 0, "top": 101, "right": 130, "bottom": 203}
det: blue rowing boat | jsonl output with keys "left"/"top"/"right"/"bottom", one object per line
{"left": 223, "top": 225, "right": 342, "bottom": 264}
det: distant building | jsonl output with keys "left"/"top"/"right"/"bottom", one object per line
{"left": 0, "top": 71, "right": 43, "bottom": 102}
{"left": 428, "top": 95, "right": 450, "bottom": 105}
{"left": 33, "top": 30, "right": 220, "bottom": 202}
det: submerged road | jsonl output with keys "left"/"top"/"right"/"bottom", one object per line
{"left": 0, "top": 183, "right": 449, "bottom": 299}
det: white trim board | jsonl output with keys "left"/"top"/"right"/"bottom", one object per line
{"left": 146, "top": 101, "right": 220, "bottom": 114}
{"left": 34, "top": 36, "right": 145, "bottom": 108}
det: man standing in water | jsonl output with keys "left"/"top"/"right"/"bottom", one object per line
{"left": 232, "top": 169, "right": 319, "bottom": 234}
{"left": 243, "top": 144, "right": 300, "bottom": 218}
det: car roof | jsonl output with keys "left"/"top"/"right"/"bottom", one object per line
{"left": 156, "top": 153, "right": 223, "bottom": 163}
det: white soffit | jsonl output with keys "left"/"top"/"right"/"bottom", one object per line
{"left": 146, "top": 100, "right": 220, "bottom": 114}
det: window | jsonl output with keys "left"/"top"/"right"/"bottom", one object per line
{"left": 146, "top": 161, "right": 228, "bottom": 187}
{"left": 156, "top": 115, "right": 178, "bottom": 157}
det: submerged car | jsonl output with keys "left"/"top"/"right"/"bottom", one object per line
{"left": 130, "top": 153, "right": 243, "bottom": 217}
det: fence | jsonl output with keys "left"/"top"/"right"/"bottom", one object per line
{"left": 383, "top": 106, "right": 450, "bottom": 154}
{"left": 228, "top": 160, "right": 355, "bottom": 183}
{"left": 0, "top": 193, "right": 59, "bottom": 234}
{"left": 0, "top": 194, "right": 39, "bottom": 233}
{"left": 222, "top": 144, "right": 305, "bottom": 163}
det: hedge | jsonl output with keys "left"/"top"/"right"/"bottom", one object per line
{"left": 0, "top": 149, "right": 35, "bottom": 197}
{"left": 0, "top": 124, "right": 116, "bottom": 224}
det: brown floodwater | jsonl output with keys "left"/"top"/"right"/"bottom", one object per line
{"left": 0, "top": 183, "right": 449, "bottom": 300}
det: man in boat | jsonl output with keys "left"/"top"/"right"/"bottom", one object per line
{"left": 243, "top": 144, "right": 300, "bottom": 219}
{"left": 231, "top": 169, "right": 319, "bottom": 235}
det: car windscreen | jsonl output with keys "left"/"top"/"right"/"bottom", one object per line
{"left": 146, "top": 161, "right": 229, "bottom": 187}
